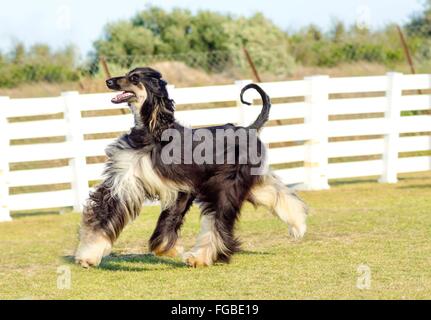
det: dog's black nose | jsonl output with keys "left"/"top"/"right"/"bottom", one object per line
{"left": 106, "top": 79, "right": 114, "bottom": 87}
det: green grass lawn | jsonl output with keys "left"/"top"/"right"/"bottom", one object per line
{"left": 1, "top": 172, "right": 430, "bottom": 300}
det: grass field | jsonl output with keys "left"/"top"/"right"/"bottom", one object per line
{"left": 0, "top": 172, "right": 430, "bottom": 300}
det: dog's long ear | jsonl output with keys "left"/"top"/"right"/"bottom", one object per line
{"left": 142, "top": 76, "right": 169, "bottom": 98}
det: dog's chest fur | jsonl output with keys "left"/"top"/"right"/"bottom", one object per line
{"left": 104, "top": 135, "right": 186, "bottom": 209}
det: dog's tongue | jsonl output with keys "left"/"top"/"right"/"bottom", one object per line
{"left": 111, "top": 92, "right": 135, "bottom": 104}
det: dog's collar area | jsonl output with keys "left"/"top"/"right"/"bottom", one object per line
{"left": 111, "top": 91, "right": 136, "bottom": 104}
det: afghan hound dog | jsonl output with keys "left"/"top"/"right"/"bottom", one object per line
{"left": 75, "top": 67, "right": 308, "bottom": 268}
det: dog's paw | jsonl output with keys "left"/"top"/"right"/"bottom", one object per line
{"left": 289, "top": 223, "right": 307, "bottom": 240}
{"left": 182, "top": 252, "right": 210, "bottom": 268}
{"left": 153, "top": 245, "right": 184, "bottom": 258}
{"left": 75, "top": 228, "right": 111, "bottom": 268}
{"left": 75, "top": 256, "right": 101, "bottom": 268}
{"left": 74, "top": 245, "right": 106, "bottom": 268}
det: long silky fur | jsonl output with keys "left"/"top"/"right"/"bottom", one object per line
{"left": 82, "top": 137, "right": 147, "bottom": 243}
{"left": 79, "top": 67, "right": 308, "bottom": 266}
{"left": 80, "top": 88, "right": 183, "bottom": 244}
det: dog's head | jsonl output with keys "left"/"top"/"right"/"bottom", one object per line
{"left": 107, "top": 67, "right": 174, "bottom": 133}
{"left": 106, "top": 67, "right": 168, "bottom": 106}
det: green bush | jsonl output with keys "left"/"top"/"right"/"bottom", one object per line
{"left": 290, "top": 23, "right": 405, "bottom": 68}
{"left": 93, "top": 7, "right": 295, "bottom": 74}
{"left": 0, "top": 44, "right": 81, "bottom": 88}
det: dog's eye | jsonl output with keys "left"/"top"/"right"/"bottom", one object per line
{"left": 129, "top": 75, "right": 139, "bottom": 84}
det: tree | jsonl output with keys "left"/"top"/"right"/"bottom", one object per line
{"left": 92, "top": 6, "right": 295, "bottom": 74}
{"left": 29, "top": 44, "right": 51, "bottom": 60}
{"left": 11, "top": 42, "right": 25, "bottom": 64}
{"left": 406, "top": 0, "right": 431, "bottom": 37}
{"left": 330, "top": 20, "right": 346, "bottom": 43}
{"left": 306, "top": 24, "right": 323, "bottom": 41}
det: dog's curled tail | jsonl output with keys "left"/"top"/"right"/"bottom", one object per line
{"left": 240, "top": 83, "right": 272, "bottom": 131}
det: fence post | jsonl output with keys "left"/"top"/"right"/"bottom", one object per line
{"left": 0, "top": 97, "right": 12, "bottom": 222}
{"left": 167, "top": 84, "right": 175, "bottom": 95}
{"left": 379, "top": 72, "right": 402, "bottom": 184}
{"left": 235, "top": 80, "right": 253, "bottom": 126}
{"left": 303, "top": 75, "right": 330, "bottom": 190}
{"left": 63, "top": 91, "right": 89, "bottom": 212}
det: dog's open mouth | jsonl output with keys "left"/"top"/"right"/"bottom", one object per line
{"left": 111, "top": 91, "right": 136, "bottom": 104}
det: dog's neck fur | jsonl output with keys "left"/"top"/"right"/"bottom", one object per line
{"left": 128, "top": 102, "right": 144, "bottom": 128}
{"left": 128, "top": 93, "right": 175, "bottom": 140}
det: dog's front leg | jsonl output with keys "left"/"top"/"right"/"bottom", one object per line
{"left": 75, "top": 147, "right": 146, "bottom": 268}
{"left": 149, "top": 192, "right": 195, "bottom": 258}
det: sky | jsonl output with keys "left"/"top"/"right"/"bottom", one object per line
{"left": 0, "top": 0, "right": 425, "bottom": 56}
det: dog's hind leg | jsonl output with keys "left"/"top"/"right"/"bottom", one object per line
{"left": 183, "top": 194, "right": 243, "bottom": 267}
{"left": 149, "top": 192, "right": 195, "bottom": 258}
{"left": 249, "top": 173, "right": 308, "bottom": 239}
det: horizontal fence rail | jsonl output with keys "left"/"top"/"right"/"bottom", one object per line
{"left": 0, "top": 73, "right": 430, "bottom": 220}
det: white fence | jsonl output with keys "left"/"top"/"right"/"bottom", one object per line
{"left": 1, "top": 73, "right": 430, "bottom": 221}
